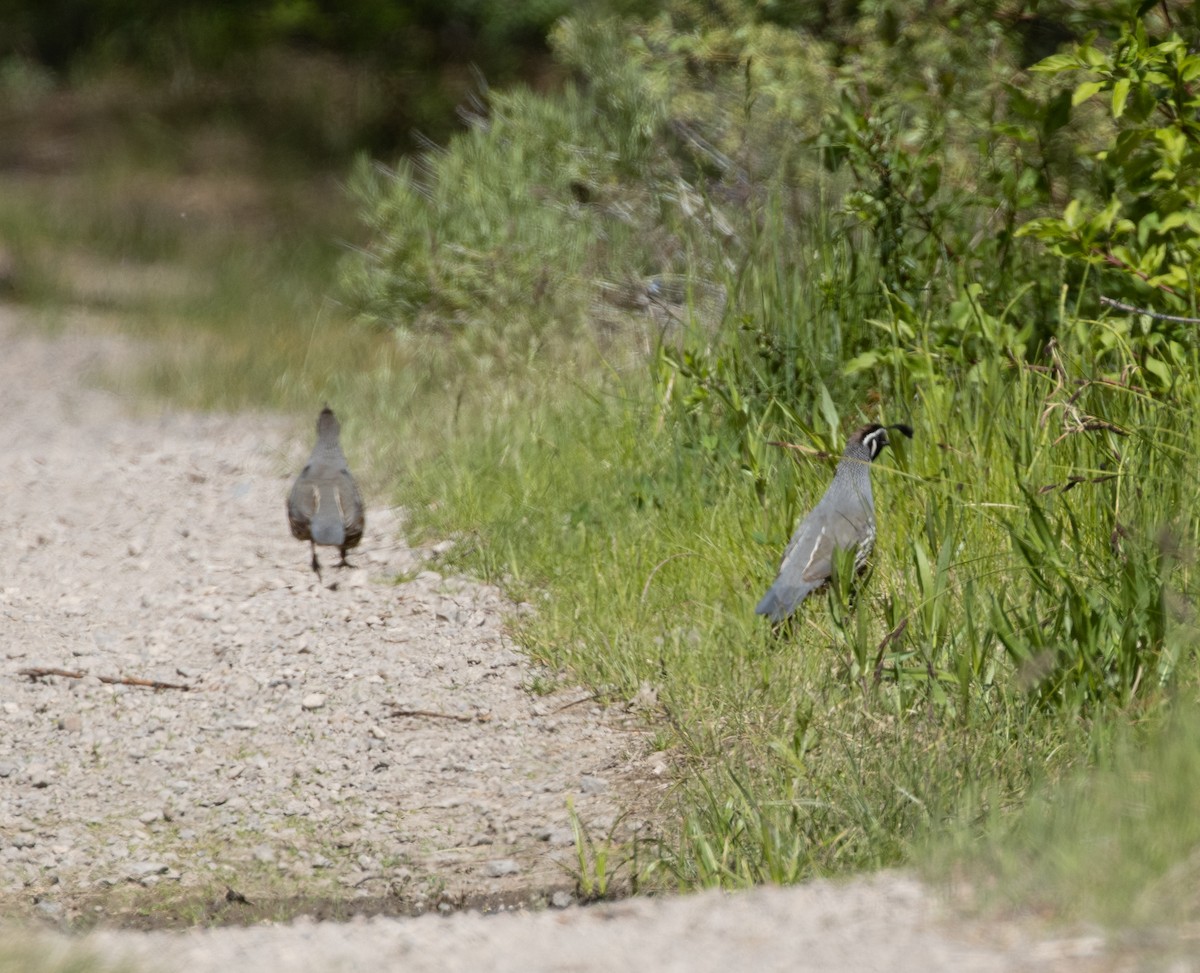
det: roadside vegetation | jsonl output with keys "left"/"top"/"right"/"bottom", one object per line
{"left": 3, "top": 0, "right": 1200, "bottom": 938}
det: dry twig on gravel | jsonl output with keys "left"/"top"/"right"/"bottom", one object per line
{"left": 386, "top": 704, "right": 491, "bottom": 723}
{"left": 17, "top": 666, "right": 192, "bottom": 691}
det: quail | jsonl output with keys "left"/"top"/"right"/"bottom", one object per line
{"left": 287, "top": 406, "right": 365, "bottom": 580}
{"left": 755, "top": 423, "right": 912, "bottom": 622}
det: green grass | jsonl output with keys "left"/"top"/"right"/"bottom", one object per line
{"left": 930, "top": 701, "right": 1200, "bottom": 931}
{"left": 393, "top": 253, "right": 1200, "bottom": 904}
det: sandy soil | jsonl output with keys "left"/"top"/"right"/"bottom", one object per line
{"left": 0, "top": 307, "right": 1171, "bottom": 971}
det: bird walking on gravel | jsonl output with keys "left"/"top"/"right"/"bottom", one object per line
{"left": 287, "top": 406, "right": 364, "bottom": 580}
{"left": 755, "top": 423, "right": 912, "bottom": 623}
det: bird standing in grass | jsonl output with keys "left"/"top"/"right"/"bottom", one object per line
{"left": 287, "top": 406, "right": 364, "bottom": 581}
{"left": 755, "top": 423, "right": 912, "bottom": 622}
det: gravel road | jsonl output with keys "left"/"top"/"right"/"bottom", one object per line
{"left": 0, "top": 308, "right": 1160, "bottom": 971}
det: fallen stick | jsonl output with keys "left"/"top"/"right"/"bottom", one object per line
{"left": 386, "top": 706, "right": 490, "bottom": 723}
{"left": 554, "top": 694, "right": 600, "bottom": 713}
{"left": 18, "top": 667, "right": 191, "bottom": 691}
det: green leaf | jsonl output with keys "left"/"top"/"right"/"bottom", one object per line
{"left": 816, "top": 382, "right": 840, "bottom": 437}
{"left": 1072, "top": 80, "right": 1105, "bottom": 107}
{"left": 1030, "top": 52, "right": 1080, "bottom": 73}
{"left": 843, "top": 351, "right": 881, "bottom": 375}
{"left": 1111, "top": 77, "right": 1130, "bottom": 118}
{"left": 1144, "top": 356, "right": 1172, "bottom": 386}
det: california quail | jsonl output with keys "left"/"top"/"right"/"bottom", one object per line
{"left": 755, "top": 423, "right": 912, "bottom": 622}
{"left": 287, "top": 407, "right": 365, "bottom": 580}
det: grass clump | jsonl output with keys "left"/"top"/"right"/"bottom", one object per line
{"left": 932, "top": 701, "right": 1200, "bottom": 932}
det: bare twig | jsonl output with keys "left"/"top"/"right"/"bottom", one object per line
{"left": 1100, "top": 295, "right": 1200, "bottom": 323}
{"left": 1037, "top": 473, "right": 1120, "bottom": 494}
{"left": 554, "top": 694, "right": 600, "bottom": 713}
{"left": 18, "top": 667, "right": 191, "bottom": 691}
{"left": 99, "top": 674, "right": 191, "bottom": 691}
{"left": 18, "top": 666, "right": 84, "bottom": 680}
{"left": 386, "top": 706, "right": 490, "bottom": 723}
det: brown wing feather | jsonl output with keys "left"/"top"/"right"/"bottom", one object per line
{"left": 287, "top": 472, "right": 317, "bottom": 541}
{"left": 334, "top": 470, "right": 365, "bottom": 551}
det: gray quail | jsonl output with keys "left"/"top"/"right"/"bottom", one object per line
{"left": 755, "top": 423, "right": 912, "bottom": 622}
{"left": 287, "top": 406, "right": 365, "bottom": 580}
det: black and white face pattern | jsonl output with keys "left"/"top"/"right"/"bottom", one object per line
{"left": 855, "top": 422, "right": 913, "bottom": 461}
{"left": 860, "top": 424, "right": 890, "bottom": 460}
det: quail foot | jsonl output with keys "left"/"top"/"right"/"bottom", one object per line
{"left": 287, "top": 406, "right": 365, "bottom": 580}
{"left": 756, "top": 423, "right": 912, "bottom": 622}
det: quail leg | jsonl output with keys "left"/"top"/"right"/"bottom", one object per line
{"left": 310, "top": 541, "right": 323, "bottom": 581}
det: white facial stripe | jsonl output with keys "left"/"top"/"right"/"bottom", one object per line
{"left": 861, "top": 428, "right": 888, "bottom": 458}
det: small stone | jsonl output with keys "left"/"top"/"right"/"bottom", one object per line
{"left": 126, "top": 862, "right": 169, "bottom": 880}
{"left": 301, "top": 694, "right": 326, "bottom": 711}
{"left": 27, "top": 764, "right": 52, "bottom": 788}
{"left": 57, "top": 715, "right": 83, "bottom": 733}
{"left": 0, "top": 763, "right": 16, "bottom": 778}
{"left": 484, "top": 859, "right": 520, "bottom": 878}
{"left": 550, "top": 890, "right": 573, "bottom": 909}
{"left": 580, "top": 775, "right": 608, "bottom": 794}
{"left": 138, "top": 810, "right": 161, "bottom": 825}
{"left": 35, "top": 899, "right": 64, "bottom": 919}
{"left": 11, "top": 834, "right": 36, "bottom": 849}
{"left": 252, "top": 846, "right": 276, "bottom": 864}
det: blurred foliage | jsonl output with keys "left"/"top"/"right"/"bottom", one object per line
{"left": 1019, "top": 16, "right": 1200, "bottom": 324}
{"left": 346, "top": 0, "right": 1198, "bottom": 433}
{"left": 0, "top": 0, "right": 579, "bottom": 151}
